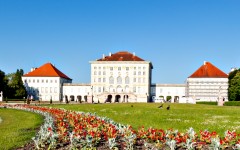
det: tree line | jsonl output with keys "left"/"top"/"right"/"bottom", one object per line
{"left": 228, "top": 68, "right": 240, "bottom": 101}
{"left": 0, "top": 69, "right": 26, "bottom": 99}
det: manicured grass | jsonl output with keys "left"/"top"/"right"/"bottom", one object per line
{"left": 0, "top": 108, "right": 43, "bottom": 150}
{"left": 50, "top": 103, "right": 240, "bottom": 135}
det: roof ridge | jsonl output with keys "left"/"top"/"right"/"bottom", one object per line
{"left": 97, "top": 51, "right": 145, "bottom": 61}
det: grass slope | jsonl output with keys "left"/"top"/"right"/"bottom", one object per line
{"left": 0, "top": 108, "right": 43, "bottom": 150}
{"left": 51, "top": 103, "right": 240, "bottom": 135}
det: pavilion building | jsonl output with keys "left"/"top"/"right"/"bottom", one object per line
{"left": 22, "top": 63, "right": 72, "bottom": 101}
{"left": 186, "top": 61, "right": 228, "bottom": 102}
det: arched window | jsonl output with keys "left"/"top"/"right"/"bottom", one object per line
{"left": 117, "top": 85, "right": 122, "bottom": 93}
{"left": 109, "top": 76, "right": 114, "bottom": 84}
{"left": 109, "top": 85, "right": 114, "bottom": 92}
{"left": 117, "top": 76, "right": 122, "bottom": 84}
{"left": 125, "top": 85, "right": 129, "bottom": 93}
{"left": 125, "top": 76, "right": 130, "bottom": 84}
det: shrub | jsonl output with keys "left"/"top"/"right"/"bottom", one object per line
{"left": 196, "top": 101, "right": 217, "bottom": 105}
{"left": 224, "top": 101, "right": 240, "bottom": 106}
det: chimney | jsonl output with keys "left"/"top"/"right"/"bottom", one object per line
{"left": 204, "top": 61, "right": 207, "bottom": 65}
{"left": 109, "top": 52, "right": 112, "bottom": 56}
{"left": 31, "top": 67, "right": 37, "bottom": 72}
{"left": 133, "top": 52, "right": 135, "bottom": 56}
{"left": 102, "top": 54, "right": 105, "bottom": 59}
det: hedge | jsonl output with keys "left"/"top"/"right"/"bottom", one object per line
{"left": 224, "top": 101, "right": 240, "bottom": 106}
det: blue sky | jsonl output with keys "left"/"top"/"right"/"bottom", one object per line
{"left": 1, "top": 0, "right": 240, "bottom": 84}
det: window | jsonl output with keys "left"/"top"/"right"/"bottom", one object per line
{"left": 55, "top": 80, "right": 57, "bottom": 83}
{"left": 98, "top": 78, "right": 101, "bottom": 82}
{"left": 133, "top": 87, "right": 136, "bottom": 92}
{"left": 94, "top": 71, "right": 97, "bottom": 75}
{"left": 98, "top": 87, "right": 101, "bottom": 92}
{"left": 134, "top": 67, "right": 136, "bottom": 70}
{"left": 109, "top": 76, "right": 114, "bottom": 84}
{"left": 50, "top": 80, "right": 52, "bottom": 83}
{"left": 103, "top": 78, "right": 106, "bottom": 82}
{"left": 46, "top": 80, "right": 48, "bottom": 83}
{"left": 33, "top": 79, "right": 35, "bottom": 83}
{"left": 126, "top": 67, "right": 129, "bottom": 71}
{"left": 159, "top": 88, "right": 163, "bottom": 93}
{"left": 138, "top": 78, "right": 141, "bottom": 83}
{"left": 125, "top": 85, "right": 129, "bottom": 93}
{"left": 138, "top": 67, "right": 141, "bottom": 70}
{"left": 138, "top": 71, "right": 141, "bottom": 75}
{"left": 37, "top": 79, "right": 39, "bottom": 83}
{"left": 109, "top": 86, "right": 114, "bottom": 92}
{"left": 103, "top": 86, "right": 106, "bottom": 92}
{"left": 143, "top": 67, "right": 146, "bottom": 70}
{"left": 98, "top": 71, "right": 101, "bottom": 75}
{"left": 118, "top": 67, "right": 121, "bottom": 71}
{"left": 143, "top": 71, "right": 146, "bottom": 75}
{"left": 41, "top": 87, "right": 44, "bottom": 93}
{"left": 29, "top": 79, "right": 31, "bottom": 83}
{"left": 110, "top": 67, "right": 113, "bottom": 71}
{"left": 125, "top": 76, "right": 130, "bottom": 84}
{"left": 50, "top": 87, "right": 52, "bottom": 93}
{"left": 103, "top": 67, "right": 106, "bottom": 70}
{"left": 138, "top": 87, "right": 141, "bottom": 93}
{"left": 103, "top": 71, "right": 106, "bottom": 75}
{"left": 54, "top": 87, "right": 57, "bottom": 93}
{"left": 134, "top": 78, "right": 136, "bottom": 83}
{"left": 94, "top": 67, "right": 97, "bottom": 69}
{"left": 143, "top": 78, "right": 146, "bottom": 83}
{"left": 117, "top": 76, "right": 122, "bottom": 84}
{"left": 45, "top": 87, "right": 48, "bottom": 93}
{"left": 117, "top": 85, "right": 122, "bottom": 93}
{"left": 134, "top": 71, "right": 136, "bottom": 75}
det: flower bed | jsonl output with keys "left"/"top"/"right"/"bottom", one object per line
{"left": 1, "top": 104, "right": 240, "bottom": 149}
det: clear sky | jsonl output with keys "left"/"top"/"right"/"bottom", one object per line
{"left": 1, "top": 0, "right": 240, "bottom": 84}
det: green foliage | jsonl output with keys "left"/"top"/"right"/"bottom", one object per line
{"left": 228, "top": 71, "right": 240, "bottom": 101}
{"left": 196, "top": 101, "right": 217, "bottom": 105}
{"left": 0, "top": 70, "right": 8, "bottom": 97}
{"left": 224, "top": 101, "right": 240, "bottom": 106}
{"left": 0, "top": 108, "right": 43, "bottom": 149}
{"left": 166, "top": 96, "right": 171, "bottom": 101}
{"left": 5, "top": 69, "right": 26, "bottom": 99}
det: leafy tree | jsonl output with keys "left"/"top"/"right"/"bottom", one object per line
{"left": 228, "top": 69, "right": 239, "bottom": 84}
{"left": 0, "top": 70, "right": 7, "bottom": 95}
{"left": 0, "top": 70, "right": 5, "bottom": 91}
{"left": 0, "top": 70, "right": 8, "bottom": 97}
{"left": 228, "top": 71, "right": 240, "bottom": 101}
{"left": 5, "top": 69, "right": 26, "bottom": 99}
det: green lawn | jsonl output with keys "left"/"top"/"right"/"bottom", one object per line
{"left": 50, "top": 103, "right": 240, "bottom": 135}
{"left": 0, "top": 108, "right": 43, "bottom": 150}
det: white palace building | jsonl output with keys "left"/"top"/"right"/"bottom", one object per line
{"left": 22, "top": 51, "right": 229, "bottom": 103}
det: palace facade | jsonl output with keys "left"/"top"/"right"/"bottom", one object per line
{"left": 22, "top": 51, "right": 229, "bottom": 103}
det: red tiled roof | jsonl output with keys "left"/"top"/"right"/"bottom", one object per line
{"left": 23, "top": 63, "right": 71, "bottom": 80}
{"left": 189, "top": 61, "right": 228, "bottom": 78}
{"left": 97, "top": 51, "right": 145, "bottom": 61}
